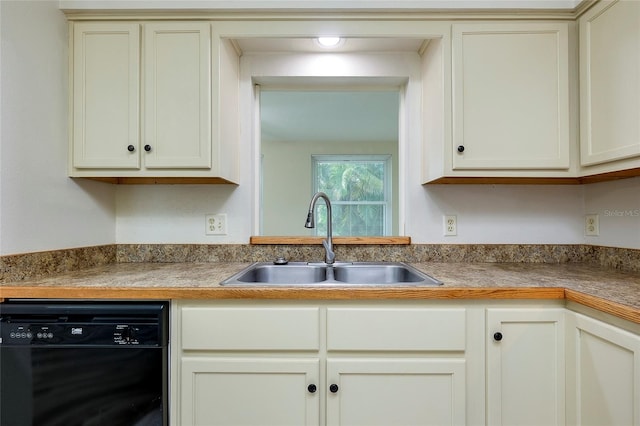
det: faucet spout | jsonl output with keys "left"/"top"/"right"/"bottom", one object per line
{"left": 304, "top": 192, "right": 335, "bottom": 265}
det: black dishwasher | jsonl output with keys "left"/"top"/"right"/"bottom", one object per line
{"left": 0, "top": 300, "right": 169, "bottom": 426}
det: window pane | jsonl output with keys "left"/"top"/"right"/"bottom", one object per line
{"left": 316, "top": 204, "right": 385, "bottom": 236}
{"left": 316, "top": 161, "right": 385, "bottom": 202}
{"left": 313, "top": 157, "right": 389, "bottom": 237}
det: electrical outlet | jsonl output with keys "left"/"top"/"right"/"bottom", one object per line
{"left": 206, "top": 214, "right": 227, "bottom": 235}
{"left": 444, "top": 215, "right": 457, "bottom": 236}
{"left": 585, "top": 214, "right": 599, "bottom": 236}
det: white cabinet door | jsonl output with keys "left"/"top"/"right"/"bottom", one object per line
{"left": 181, "top": 357, "right": 320, "bottom": 426}
{"left": 72, "top": 22, "right": 140, "bottom": 169}
{"left": 567, "top": 312, "right": 640, "bottom": 426}
{"left": 143, "top": 22, "right": 211, "bottom": 169}
{"left": 579, "top": 0, "right": 640, "bottom": 167}
{"left": 487, "top": 308, "right": 565, "bottom": 425}
{"left": 326, "top": 358, "right": 466, "bottom": 426}
{"left": 452, "top": 23, "right": 570, "bottom": 171}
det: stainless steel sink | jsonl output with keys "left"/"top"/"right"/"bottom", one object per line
{"left": 332, "top": 262, "right": 441, "bottom": 285}
{"left": 222, "top": 262, "right": 327, "bottom": 285}
{"left": 220, "top": 262, "right": 442, "bottom": 286}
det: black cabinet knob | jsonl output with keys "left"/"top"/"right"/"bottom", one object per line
{"left": 457, "top": 145, "right": 465, "bottom": 153}
{"left": 329, "top": 384, "right": 339, "bottom": 393}
{"left": 307, "top": 384, "right": 317, "bottom": 393}
{"left": 144, "top": 144, "right": 152, "bottom": 152}
{"left": 127, "top": 145, "right": 135, "bottom": 152}
{"left": 494, "top": 332, "right": 503, "bottom": 341}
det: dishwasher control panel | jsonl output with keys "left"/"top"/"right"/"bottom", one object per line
{"left": 0, "top": 300, "right": 168, "bottom": 347}
{"left": 1, "top": 322, "right": 162, "bottom": 346}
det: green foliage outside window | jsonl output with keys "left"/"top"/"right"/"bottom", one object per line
{"left": 313, "top": 157, "right": 389, "bottom": 236}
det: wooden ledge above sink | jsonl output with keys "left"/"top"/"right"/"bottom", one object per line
{"left": 250, "top": 236, "right": 411, "bottom": 245}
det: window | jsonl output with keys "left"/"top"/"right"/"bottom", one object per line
{"left": 312, "top": 155, "right": 392, "bottom": 236}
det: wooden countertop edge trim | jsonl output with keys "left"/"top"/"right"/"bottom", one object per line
{"left": 0, "top": 286, "right": 564, "bottom": 300}
{"left": 2, "top": 286, "right": 638, "bottom": 324}
{"left": 564, "top": 288, "right": 640, "bottom": 324}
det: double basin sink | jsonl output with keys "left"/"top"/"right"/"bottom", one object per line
{"left": 220, "top": 261, "right": 443, "bottom": 287}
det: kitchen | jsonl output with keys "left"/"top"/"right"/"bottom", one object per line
{"left": 1, "top": 0, "right": 640, "bottom": 425}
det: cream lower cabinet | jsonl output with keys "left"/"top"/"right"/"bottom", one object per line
{"left": 173, "top": 301, "right": 640, "bottom": 425}
{"left": 175, "top": 304, "right": 321, "bottom": 425}
{"left": 173, "top": 302, "right": 474, "bottom": 426}
{"left": 566, "top": 311, "right": 640, "bottom": 426}
{"left": 486, "top": 308, "right": 566, "bottom": 425}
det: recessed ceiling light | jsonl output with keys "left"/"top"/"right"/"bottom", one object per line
{"left": 317, "top": 37, "right": 342, "bottom": 48}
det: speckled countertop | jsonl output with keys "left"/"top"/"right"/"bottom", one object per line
{"left": 1, "top": 261, "right": 639, "bottom": 324}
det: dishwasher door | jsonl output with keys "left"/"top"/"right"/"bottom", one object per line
{"left": 0, "top": 300, "right": 169, "bottom": 426}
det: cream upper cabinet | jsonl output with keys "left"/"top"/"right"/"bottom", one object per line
{"left": 487, "top": 308, "right": 566, "bottom": 425}
{"left": 449, "top": 23, "right": 571, "bottom": 176}
{"left": 72, "top": 22, "right": 140, "bottom": 169}
{"left": 69, "top": 21, "right": 239, "bottom": 183}
{"left": 566, "top": 311, "right": 640, "bottom": 426}
{"left": 143, "top": 23, "right": 211, "bottom": 169}
{"left": 579, "top": 0, "right": 640, "bottom": 171}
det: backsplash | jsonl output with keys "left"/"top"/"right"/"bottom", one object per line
{"left": 1, "top": 244, "right": 639, "bottom": 283}
{"left": 116, "top": 243, "right": 593, "bottom": 264}
{"left": 0, "top": 245, "right": 116, "bottom": 283}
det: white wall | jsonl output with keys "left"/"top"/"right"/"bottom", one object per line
{"left": 115, "top": 183, "right": 589, "bottom": 245}
{"left": 415, "top": 184, "right": 585, "bottom": 244}
{"left": 116, "top": 184, "right": 247, "bottom": 244}
{"left": 116, "top": 179, "right": 640, "bottom": 247}
{"left": 583, "top": 177, "right": 640, "bottom": 249}
{"left": 0, "top": 0, "right": 115, "bottom": 255}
